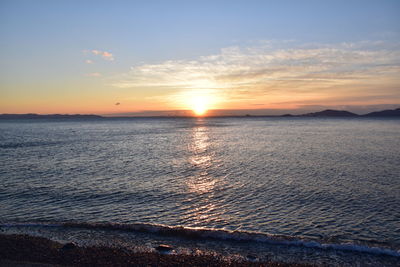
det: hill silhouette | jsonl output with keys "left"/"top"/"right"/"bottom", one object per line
{"left": 363, "top": 108, "right": 400, "bottom": 117}
{"left": 300, "top": 109, "right": 358, "bottom": 117}
{"left": 1, "top": 108, "right": 399, "bottom": 119}
{"left": 0, "top": 114, "right": 103, "bottom": 119}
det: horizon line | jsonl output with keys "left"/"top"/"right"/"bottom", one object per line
{"left": 1, "top": 106, "right": 399, "bottom": 118}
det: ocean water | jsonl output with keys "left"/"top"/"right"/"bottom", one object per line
{"left": 1, "top": 117, "right": 399, "bottom": 266}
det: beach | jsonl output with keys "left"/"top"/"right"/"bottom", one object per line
{"left": 0, "top": 234, "right": 311, "bottom": 267}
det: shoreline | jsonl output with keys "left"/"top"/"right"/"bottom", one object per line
{"left": 0, "top": 234, "right": 312, "bottom": 266}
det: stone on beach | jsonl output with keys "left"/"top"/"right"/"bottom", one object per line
{"left": 246, "top": 254, "right": 259, "bottom": 262}
{"left": 155, "top": 244, "right": 174, "bottom": 254}
{"left": 61, "top": 242, "right": 78, "bottom": 250}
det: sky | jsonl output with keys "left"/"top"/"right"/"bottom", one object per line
{"left": 0, "top": 0, "right": 399, "bottom": 115}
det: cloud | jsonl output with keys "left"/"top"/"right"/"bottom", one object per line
{"left": 85, "top": 72, "right": 101, "bottom": 77}
{"left": 85, "top": 59, "right": 93, "bottom": 64}
{"left": 110, "top": 41, "right": 400, "bottom": 108}
{"left": 91, "top": 49, "right": 114, "bottom": 61}
{"left": 83, "top": 49, "right": 114, "bottom": 61}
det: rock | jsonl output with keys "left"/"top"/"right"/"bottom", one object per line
{"left": 246, "top": 254, "right": 258, "bottom": 262}
{"left": 155, "top": 244, "right": 173, "bottom": 254}
{"left": 61, "top": 242, "right": 77, "bottom": 250}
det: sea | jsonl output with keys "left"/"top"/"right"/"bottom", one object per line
{"left": 0, "top": 117, "right": 399, "bottom": 266}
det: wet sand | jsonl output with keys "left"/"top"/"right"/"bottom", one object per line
{"left": 0, "top": 234, "right": 312, "bottom": 266}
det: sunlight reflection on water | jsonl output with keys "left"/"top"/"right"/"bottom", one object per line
{"left": 183, "top": 119, "right": 230, "bottom": 227}
{"left": 187, "top": 123, "right": 214, "bottom": 192}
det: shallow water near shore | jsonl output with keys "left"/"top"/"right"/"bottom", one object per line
{"left": 1, "top": 117, "right": 399, "bottom": 266}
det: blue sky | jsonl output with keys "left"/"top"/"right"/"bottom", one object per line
{"left": 1, "top": 0, "right": 399, "bottom": 114}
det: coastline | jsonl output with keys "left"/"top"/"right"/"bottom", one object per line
{"left": 0, "top": 234, "right": 311, "bottom": 267}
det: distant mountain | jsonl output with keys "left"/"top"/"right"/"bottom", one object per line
{"left": 0, "top": 114, "right": 103, "bottom": 120}
{"left": 300, "top": 109, "right": 358, "bottom": 117}
{"left": 363, "top": 108, "right": 400, "bottom": 117}
{"left": 1, "top": 108, "right": 399, "bottom": 119}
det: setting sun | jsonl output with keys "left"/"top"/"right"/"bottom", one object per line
{"left": 175, "top": 90, "right": 220, "bottom": 117}
{"left": 193, "top": 96, "right": 208, "bottom": 116}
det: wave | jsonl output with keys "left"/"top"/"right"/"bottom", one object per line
{"left": 1, "top": 221, "right": 399, "bottom": 257}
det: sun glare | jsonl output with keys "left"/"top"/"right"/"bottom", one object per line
{"left": 192, "top": 96, "right": 208, "bottom": 116}
{"left": 175, "top": 90, "right": 220, "bottom": 117}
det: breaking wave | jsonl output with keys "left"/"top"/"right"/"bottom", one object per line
{"left": 1, "top": 221, "right": 399, "bottom": 258}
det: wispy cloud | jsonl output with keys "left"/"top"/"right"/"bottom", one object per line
{"left": 85, "top": 72, "right": 101, "bottom": 77}
{"left": 111, "top": 41, "right": 400, "bottom": 108}
{"left": 85, "top": 59, "right": 93, "bottom": 64}
{"left": 91, "top": 50, "right": 114, "bottom": 61}
{"left": 83, "top": 49, "right": 114, "bottom": 61}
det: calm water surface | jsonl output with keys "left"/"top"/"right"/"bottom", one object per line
{"left": 1, "top": 117, "right": 399, "bottom": 265}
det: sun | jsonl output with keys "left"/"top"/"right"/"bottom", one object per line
{"left": 175, "top": 90, "right": 219, "bottom": 117}
{"left": 192, "top": 96, "right": 208, "bottom": 116}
